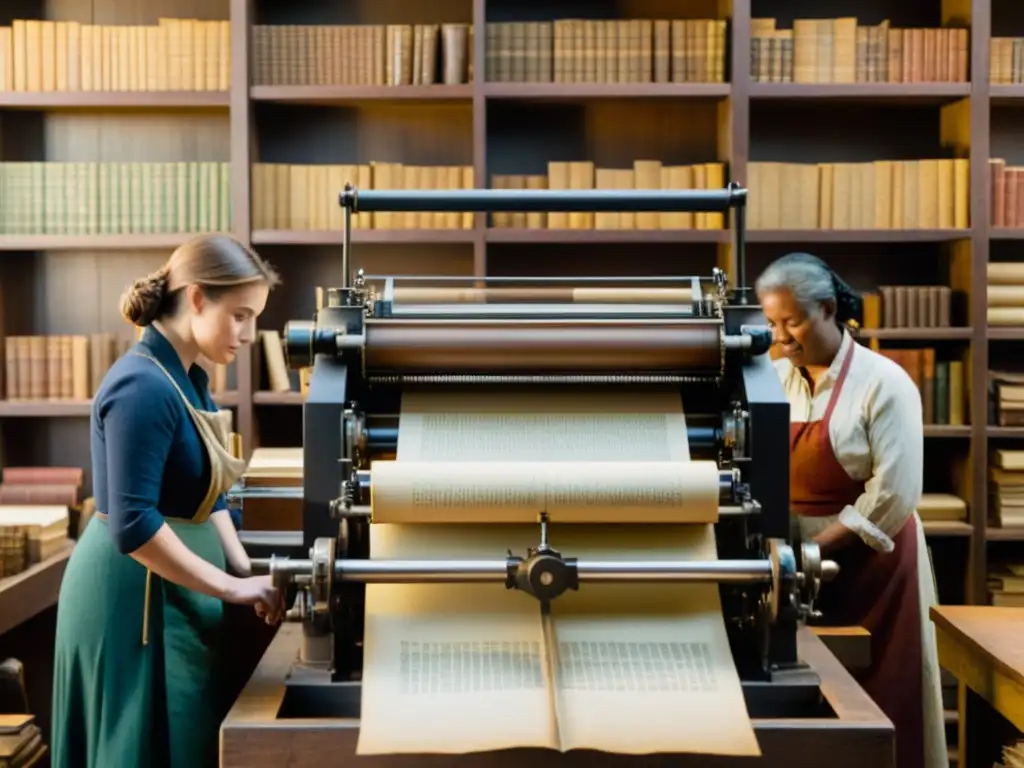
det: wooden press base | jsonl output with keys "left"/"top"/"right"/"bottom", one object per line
{"left": 220, "top": 625, "right": 893, "bottom": 768}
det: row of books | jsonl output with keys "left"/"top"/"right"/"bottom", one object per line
{"left": 0, "top": 18, "right": 230, "bottom": 93}
{"left": 5, "top": 333, "right": 128, "bottom": 402}
{"left": 2, "top": 332, "right": 233, "bottom": 402}
{"left": 0, "top": 466, "right": 78, "bottom": 579}
{"left": 491, "top": 162, "right": 726, "bottom": 230}
{"left": 0, "top": 505, "right": 68, "bottom": 577}
{"left": 987, "top": 560, "right": 1024, "bottom": 605}
{"left": 252, "top": 23, "right": 471, "bottom": 88}
{"left": 239, "top": 447, "right": 304, "bottom": 531}
{"left": 0, "top": 713, "right": 46, "bottom": 765}
{"left": 747, "top": 159, "right": 970, "bottom": 231}
{"left": 0, "top": 161, "right": 231, "bottom": 236}
{"left": 751, "top": 19, "right": 969, "bottom": 84}
{"left": 990, "top": 158, "right": 1024, "bottom": 228}
{"left": 917, "top": 494, "right": 967, "bottom": 525}
{"left": 991, "top": 371, "right": 1024, "bottom": 428}
{"left": 990, "top": 450, "right": 1024, "bottom": 529}
{"left": 879, "top": 347, "right": 965, "bottom": 426}
{"left": 484, "top": 19, "right": 726, "bottom": 85}
{"left": 991, "top": 38, "right": 1024, "bottom": 85}
{"left": 20, "top": 16, "right": 1024, "bottom": 93}
{"left": 988, "top": 263, "right": 1024, "bottom": 328}
{"left": 251, "top": 163, "right": 475, "bottom": 231}
{"left": 861, "top": 285, "right": 955, "bottom": 330}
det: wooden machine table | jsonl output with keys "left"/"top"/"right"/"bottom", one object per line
{"left": 220, "top": 624, "right": 893, "bottom": 768}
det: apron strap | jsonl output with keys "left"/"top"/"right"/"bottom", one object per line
{"left": 822, "top": 339, "right": 856, "bottom": 427}
{"left": 127, "top": 351, "right": 247, "bottom": 646}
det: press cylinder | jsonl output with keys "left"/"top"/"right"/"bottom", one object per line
{"left": 362, "top": 318, "right": 723, "bottom": 374}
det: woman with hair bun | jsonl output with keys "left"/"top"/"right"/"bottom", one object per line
{"left": 756, "top": 252, "right": 946, "bottom": 768}
{"left": 51, "top": 234, "right": 285, "bottom": 768}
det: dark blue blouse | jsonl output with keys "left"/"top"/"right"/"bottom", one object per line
{"left": 91, "top": 326, "right": 237, "bottom": 554}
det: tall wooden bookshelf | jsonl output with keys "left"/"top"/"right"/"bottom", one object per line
{"left": 0, "top": 0, "right": 1021, "bottom": 612}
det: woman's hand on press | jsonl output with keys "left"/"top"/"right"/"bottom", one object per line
{"left": 230, "top": 575, "right": 284, "bottom": 624}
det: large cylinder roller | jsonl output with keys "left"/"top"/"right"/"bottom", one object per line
{"left": 362, "top": 318, "right": 724, "bottom": 374}
{"left": 283, "top": 315, "right": 747, "bottom": 378}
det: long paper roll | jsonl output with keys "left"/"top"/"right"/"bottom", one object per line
{"left": 369, "top": 459, "right": 720, "bottom": 523}
{"left": 357, "top": 387, "right": 760, "bottom": 758}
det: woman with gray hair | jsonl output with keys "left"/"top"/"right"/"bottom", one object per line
{"left": 756, "top": 252, "right": 945, "bottom": 768}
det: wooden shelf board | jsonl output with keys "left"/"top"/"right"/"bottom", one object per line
{"left": 0, "top": 393, "right": 239, "bottom": 416}
{"left": 859, "top": 327, "right": 974, "bottom": 340}
{"left": 0, "top": 400, "right": 92, "bottom": 417}
{"left": 924, "top": 425, "right": 971, "bottom": 438}
{"left": 483, "top": 82, "right": 730, "bottom": 101}
{"left": 990, "top": 227, "right": 1024, "bottom": 240}
{"left": 253, "top": 391, "right": 304, "bottom": 405}
{"left": 0, "top": 90, "right": 229, "bottom": 110}
{"left": 988, "top": 328, "right": 1024, "bottom": 340}
{"left": 990, "top": 85, "right": 1024, "bottom": 104}
{"left": 749, "top": 82, "right": 970, "bottom": 103}
{"left": 989, "top": 427, "right": 1024, "bottom": 438}
{"left": 922, "top": 521, "right": 973, "bottom": 537}
{"left": 251, "top": 229, "right": 477, "bottom": 245}
{"left": 486, "top": 228, "right": 728, "bottom": 244}
{"left": 986, "top": 527, "right": 1024, "bottom": 541}
{"left": 250, "top": 84, "right": 474, "bottom": 103}
{"left": 214, "top": 392, "right": 241, "bottom": 407}
{"left": 748, "top": 229, "right": 970, "bottom": 243}
{"left": 0, "top": 541, "right": 73, "bottom": 635}
{"left": 0, "top": 233, "right": 206, "bottom": 251}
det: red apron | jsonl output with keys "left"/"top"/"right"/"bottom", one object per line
{"left": 790, "top": 342, "right": 924, "bottom": 768}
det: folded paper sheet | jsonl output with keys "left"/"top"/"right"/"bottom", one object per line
{"left": 357, "top": 388, "right": 761, "bottom": 757}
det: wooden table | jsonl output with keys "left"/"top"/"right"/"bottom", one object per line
{"left": 931, "top": 605, "right": 1024, "bottom": 767}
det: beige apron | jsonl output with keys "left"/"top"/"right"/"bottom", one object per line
{"left": 129, "top": 351, "right": 248, "bottom": 645}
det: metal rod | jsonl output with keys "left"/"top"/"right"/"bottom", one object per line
{"left": 729, "top": 181, "right": 751, "bottom": 305}
{"left": 386, "top": 303, "right": 698, "bottom": 319}
{"left": 360, "top": 274, "right": 709, "bottom": 284}
{"left": 342, "top": 202, "right": 352, "bottom": 289}
{"left": 341, "top": 188, "right": 747, "bottom": 214}
{"left": 228, "top": 486, "right": 304, "bottom": 500}
{"left": 273, "top": 557, "right": 776, "bottom": 584}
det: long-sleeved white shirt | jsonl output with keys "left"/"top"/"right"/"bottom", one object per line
{"left": 773, "top": 329, "right": 924, "bottom": 552}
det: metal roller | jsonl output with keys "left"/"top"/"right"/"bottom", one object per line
{"left": 254, "top": 520, "right": 838, "bottom": 623}
{"left": 362, "top": 318, "right": 724, "bottom": 374}
{"left": 391, "top": 286, "right": 695, "bottom": 305}
{"left": 261, "top": 556, "right": 839, "bottom": 585}
{"left": 341, "top": 187, "right": 746, "bottom": 214}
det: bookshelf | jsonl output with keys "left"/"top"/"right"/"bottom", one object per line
{"left": 0, "top": 0, "right": 1021, "bottom": 612}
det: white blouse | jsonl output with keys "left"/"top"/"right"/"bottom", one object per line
{"left": 773, "top": 329, "right": 924, "bottom": 552}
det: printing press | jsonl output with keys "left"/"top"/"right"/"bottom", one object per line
{"left": 220, "top": 186, "right": 895, "bottom": 768}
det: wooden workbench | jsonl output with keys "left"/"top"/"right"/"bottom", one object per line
{"left": 221, "top": 624, "right": 893, "bottom": 767}
{"left": 931, "top": 605, "right": 1024, "bottom": 767}
{"left": 0, "top": 541, "right": 73, "bottom": 637}
{"left": 0, "top": 541, "right": 74, "bottom": 757}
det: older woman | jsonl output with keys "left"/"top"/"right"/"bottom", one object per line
{"left": 756, "top": 252, "right": 946, "bottom": 768}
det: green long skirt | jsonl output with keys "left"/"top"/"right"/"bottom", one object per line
{"left": 51, "top": 516, "right": 227, "bottom": 768}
